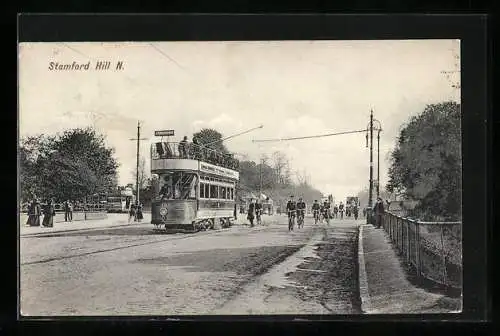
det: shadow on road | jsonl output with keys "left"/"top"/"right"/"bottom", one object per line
{"left": 133, "top": 245, "right": 304, "bottom": 277}
{"left": 28, "top": 226, "right": 184, "bottom": 238}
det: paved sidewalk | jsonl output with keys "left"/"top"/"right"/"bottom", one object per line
{"left": 358, "top": 224, "right": 460, "bottom": 314}
{"left": 20, "top": 213, "right": 151, "bottom": 237}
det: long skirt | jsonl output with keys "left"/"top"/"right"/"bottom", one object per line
{"left": 137, "top": 211, "right": 143, "bottom": 220}
{"left": 27, "top": 215, "right": 41, "bottom": 226}
{"left": 42, "top": 214, "right": 54, "bottom": 227}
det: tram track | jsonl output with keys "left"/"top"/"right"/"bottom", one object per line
{"left": 21, "top": 226, "right": 239, "bottom": 266}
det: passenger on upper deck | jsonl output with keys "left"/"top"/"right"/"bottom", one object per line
{"left": 178, "top": 136, "right": 189, "bottom": 158}
{"left": 190, "top": 138, "right": 203, "bottom": 160}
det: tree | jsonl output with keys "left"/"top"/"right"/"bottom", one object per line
{"left": 19, "top": 135, "right": 55, "bottom": 201}
{"left": 386, "top": 102, "right": 461, "bottom": 221}
{"left": 236, "top": 153, "right": 323, "bottom": 207}
{"left": 192, "top": 128, "right": 229, "bottom": 153}
{"left": 270, "top": 151, "right": 293, "bottom": 185}
{"left": 19, "top": 127, "right": 119, "bottom": 202}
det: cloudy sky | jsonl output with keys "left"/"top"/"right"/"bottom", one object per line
{"left": 19, "top": 40, "right": 460, "bottom": 202}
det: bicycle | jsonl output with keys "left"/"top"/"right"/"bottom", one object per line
{"left": 288, "top": 210, "right": 296, "bottom": 231}
{"left": 297, "top": 211, "right": 305, "bottom": 229}
{"left": 313, "top": 210, "right": 320, "bottom": 224}
{"left": 324, "top": 210, "right": 330, "bottom": 225}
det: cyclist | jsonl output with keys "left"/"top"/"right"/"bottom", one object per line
{"left": 353, "top": 203, "right": 359, "bottom": 220}
{"left": 296, "top": 197, "right": 306, "bottom": 228}
{"left": 333, "top": 204, "right": 339, "bottom": 218}
{"left": 286, "top": 195, "right": 297, "bottom": 231}
{"left": 312, "top": 200, "right": 321, "bottom": 224}
{"left": 255, "top": 199, "right": 263, "bottom": 225}
{"left": 323, "top": 199, "right": 331, "bottom": 223}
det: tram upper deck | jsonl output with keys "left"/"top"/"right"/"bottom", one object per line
{"left": 151, "top": 142, "right": 239, "bottom": 175}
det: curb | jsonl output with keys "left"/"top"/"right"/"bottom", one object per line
{"left": 358, "top": 224, "right": 374, "bottom": 314}
{"left": 20, "top": 222, "right": 146, "bottom": 238}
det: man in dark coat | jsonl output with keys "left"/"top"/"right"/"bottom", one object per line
{"left": 64, "top": 200, "right": 73, "bottom": 222}
{"left": 373, "top": 197, "right": 385, "bottom": 228}
{"left": 247, "top": 199, "right": 256, "bottom": 227}
{"left": 178, "top": 136, "right": 189, "bottom": 158}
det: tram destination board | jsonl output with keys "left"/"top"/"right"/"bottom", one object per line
{"left": 155, "top": 130, "right": 175, "bottom": 137}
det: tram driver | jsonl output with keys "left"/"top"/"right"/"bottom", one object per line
{"left": 159, "top": 176, "right": 173, "bottom": 200}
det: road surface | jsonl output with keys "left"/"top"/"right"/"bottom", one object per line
{"left": 20, "top": 215, "right": 363, "bottom": 316}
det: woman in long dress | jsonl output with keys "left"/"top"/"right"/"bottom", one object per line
{"left": 136, "top": 203, "right": 144, "bottom": 222}
{"left": 42, "top": 199, "right": 55, "bottom": 227}
{"left": 128, "top": 203, "right": 136, "bottom": 223}
{"left": 26, "top": 200, "right": 36, "bottom": 226}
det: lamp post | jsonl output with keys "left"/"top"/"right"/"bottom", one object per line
{"left": 366, "top": 111, "right": 382, "bottom": 224}
{"left": 259, "top": 156, "right": 263, "bottom": 199}
{"left": 376, "top": 126, "right": 382, "bottom": 198}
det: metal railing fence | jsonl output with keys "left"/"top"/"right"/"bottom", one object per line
{"left": 151, "top": 142, "right": 239, "bottom": 170}
{"left": 382, "top": 212, "right": 462, "bottom": 289}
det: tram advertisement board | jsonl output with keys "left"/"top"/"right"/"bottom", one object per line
{"left": 199, "top": 161, "right": 239, "bottom": 180}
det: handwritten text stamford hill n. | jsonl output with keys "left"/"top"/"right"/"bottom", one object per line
{"left": 48, "top": 61, "right": 125, "bottom": 71}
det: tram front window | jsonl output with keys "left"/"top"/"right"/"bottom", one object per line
{"left": 157, "top": 172, "right": 198, "bottom": 200}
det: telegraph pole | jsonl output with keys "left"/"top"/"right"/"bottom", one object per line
{"left": 368, "top": 110, "right": 374, "bottom": 224}
{"left": 130, "top": 121, "right": 148, "bottom": 205}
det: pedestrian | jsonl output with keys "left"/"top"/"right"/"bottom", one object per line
{"left": 64, "top": 200, "right": 71, "bottom": 222}
{"left": 136, "top": 202, "right": 144, "bottom": 222}
{"left": 27, "top": 198, "right": 41, "bottom": 227}
{"left": 42, "top": 199, "right": 55, "bottom": 227}
{"left": 25, "top": 200, "right": 33, "bottom": 226}
{"left": 373, "top": 197, "right": 385, "bottom": 228}
{"left": 247, "top": 198, "right": 256, "bottom": 227}
{"left": 68, "top": 200, "right": 73, "bottom": 221}
{"left": 128, "top": 202, "right": 136, "bottom": 223}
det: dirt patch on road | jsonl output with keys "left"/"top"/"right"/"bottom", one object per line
{"left": 135, "top": 244, "right": 305, "bottom": 305}
{"left": 283, "top": 227, "right": 362, "bottom": 314}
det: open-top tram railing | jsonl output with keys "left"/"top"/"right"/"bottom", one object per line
{"left": 382, "top": 212, "right": 462, "bottom": 290}
{"left": 151, "top": 142, "right": 239, "bottom": 171}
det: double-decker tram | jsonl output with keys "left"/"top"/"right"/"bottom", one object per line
{"left": 150, "top": 136, "right": 240, "bottom": 232}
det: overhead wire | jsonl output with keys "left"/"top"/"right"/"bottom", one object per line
{"left": 252, "top": 129, "right": 368, "bottom": 143}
